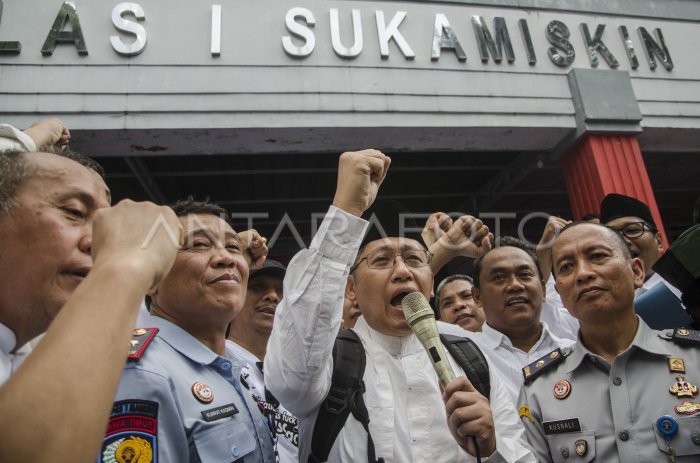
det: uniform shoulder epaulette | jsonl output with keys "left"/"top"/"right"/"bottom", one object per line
{"left": 522, "top": 347, "right": 569, "bottom": 384}
{"left": 128, "top": 327, "right": 159, "bottom": 361}
{"left": 660, "top": 328, "right": 700, "bottom": 346}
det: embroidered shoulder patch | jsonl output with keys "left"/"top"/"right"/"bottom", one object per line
{"left": 128, "top": 327, "right": 159, "bottom": 360}
{"left": 100, "top": 400, "right": 158, "bottom": 462}
{"left": 523, "top": 348, "right": 566, "bottom": 384}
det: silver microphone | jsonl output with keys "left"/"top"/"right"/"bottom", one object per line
{"left": 402, "top": 291, "right": 456, "bottom": 388}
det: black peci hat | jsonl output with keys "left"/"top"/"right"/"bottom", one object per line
{"left": 249, "top": 259, "right": 286, "bottom": 281}
{"left": 600, "top": 193, "right": 655, "bottom": 226}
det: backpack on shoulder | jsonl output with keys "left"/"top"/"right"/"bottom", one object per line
{"left": 308, "top": 329, "right": 490, "bottom": 463}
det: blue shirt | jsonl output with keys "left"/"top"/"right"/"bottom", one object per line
{"left": 99, "top": 316, "right": 276, "bottom": 462}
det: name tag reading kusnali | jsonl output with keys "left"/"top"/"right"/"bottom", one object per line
{"left": 542, "top": 418, "right": 582, "bottom": 435}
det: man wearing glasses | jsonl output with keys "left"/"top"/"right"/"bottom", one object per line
{"left": 601, "top": 193, "right": 692, "bottom": 328}
{"left": 265, "top": 150, "right": 535, "bottom": 462}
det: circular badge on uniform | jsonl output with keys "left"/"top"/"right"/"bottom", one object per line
{"left": 192, "top": 382, "right": 214, "bottom": 404}
{"left": 553, "top": 379, "right": 572, "bottom": 400}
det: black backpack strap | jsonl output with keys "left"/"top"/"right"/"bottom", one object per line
{"left": 440, "top": 334, "right": 491, "bottom": 400}
{"left": 309, "top": 330, "right": 382, "bottom": 463}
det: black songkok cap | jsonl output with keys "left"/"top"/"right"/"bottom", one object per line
{"left": 600, "top": 193, "right": 655, "bottom": 226}
{"left": 360, "top": 200, "right": 424, "bottom": 248}
{"left": 249, "top": 259, "right": 286, "bottom": 281}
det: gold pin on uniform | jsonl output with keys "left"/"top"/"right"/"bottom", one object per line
{"left": 668, "top": 358, "right": 685, "bottom": 374}
{"left": 669, "top": 375, "right": 698, "bottom": 398}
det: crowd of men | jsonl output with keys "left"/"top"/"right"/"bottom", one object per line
{"left": 1, "top": 118, "right": 698, "bottom": 462}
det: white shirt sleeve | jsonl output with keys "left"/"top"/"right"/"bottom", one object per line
{"left": 0, "top": 124, "right": 37, "bottom": 151}
{"left": 484, "top": 359, "right": 537, "bottom": 462}
{"left": 264, "top": 206, "right": 368, "bottom": 418}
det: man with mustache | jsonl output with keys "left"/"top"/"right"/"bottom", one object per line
{"left": 265, "top": 150, "right": 535, "bottom": 462}
{"left": 100, "top": 198, "right": 276, "bottom": 462}
{"left": 518, "top": 222, "right": 700, "bottom": 462}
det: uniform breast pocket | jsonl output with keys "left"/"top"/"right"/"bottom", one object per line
{"left": 545, "top": 431, "right": 596, "bottom": 462}
{"left": 193, "top": 422, "right": 257, "bottom": 463}
{"left": 652, "top": 416, "right": 700, "bottom": 458}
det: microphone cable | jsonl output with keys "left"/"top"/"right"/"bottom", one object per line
{"left": 472, "top": 436, "right": 481, "bottom": 463}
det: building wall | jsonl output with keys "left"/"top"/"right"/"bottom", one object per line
{"left": 1, "top": 0, "right": 699, "bottom": 154}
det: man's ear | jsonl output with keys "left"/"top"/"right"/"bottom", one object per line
{"left": 654, "top": 232, "right": 663, "bottom": 253}
{"left": 345, "top": 275, "right": 356, "bottom": 300}
{"left": 631, "top": 257, "right": 645, "bottom": 290}
{"left": 472, "top": 286, "right": 481, "bottom": 305}
{"left": 540, "top": 280, "right": 547, "bottom": 303}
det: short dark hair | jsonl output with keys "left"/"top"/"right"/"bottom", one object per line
{"left": 0, "top": 147, "right": 105, "bottom": 215}
{"left": 472, "top": 236, "right": 543, "bottom": 289}
{"left": 169, "top": 196, "right": 233, "bottom": 227}
{"left": 145, "top": 197, "right": 233, "bottom": 309}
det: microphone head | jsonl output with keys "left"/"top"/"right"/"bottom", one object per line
{"left": 401, "top": 291, "right": 435, "bottom": 327}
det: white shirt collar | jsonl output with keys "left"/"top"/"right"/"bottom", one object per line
{"left": 353, "top": 316, "right": 423, "bottom": 357}
{"left": 481, "top": 321, "right": 571, "bottom": 353}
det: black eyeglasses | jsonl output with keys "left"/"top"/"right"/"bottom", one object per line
{"left": 608, "top": 221, "right": 656, "bottom": 239}
{"left": 350, "top": 249, "right": 432, "bottom": 273}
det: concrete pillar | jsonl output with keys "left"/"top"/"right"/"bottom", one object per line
{"left": 561, "top": 69, "right": 668, "bottom": 248}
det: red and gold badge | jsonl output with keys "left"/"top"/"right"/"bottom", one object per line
{"left": 674, "top": 401, "right": 700, "bottom": 415}
{"left": 192, "top": 382, "right": 214, "bottom": 404}
{"left": 553, "top": 379, "right": 572, "bottom": 400}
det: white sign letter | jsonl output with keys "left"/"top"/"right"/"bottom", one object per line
{"left": 282, "top": 7, "right": 315, "bottom": 57}
{"left": 375, "top": 10, "right": 414, "bottom": 59}
{"left": 110, "top": 3, "right": 146, "bottom": 56}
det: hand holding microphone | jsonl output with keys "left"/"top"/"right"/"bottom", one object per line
{"left": 402, "top": 292, "right": 495, "bottom": 460}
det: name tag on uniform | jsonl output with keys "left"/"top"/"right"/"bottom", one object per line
{"left": 542, "top": 418, "right": 582, "bottom": 435}
{"left": 201, "top": 403, "right": 239, "bottom": 422}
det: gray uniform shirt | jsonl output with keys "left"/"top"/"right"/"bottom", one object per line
{"left": 100, "top": 316, "right": 276, "bottom": 463}
{"left": 518, "top": 317, "right": 700, "bottom": 462}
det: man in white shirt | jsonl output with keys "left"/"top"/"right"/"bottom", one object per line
{"left": 470, "top": 237, "right": 573, "bottom": 402}
{"left": 227, "top": 259, "right": 300, "bottom": 462}
{"left": 601, "top": 194, "right": 668, "bottom": 295}
{"left": 265, "top": 150, "right": 535, "bottom": 462}
{"left": 601, "top": 193, "right": 691, "bottom": 328}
